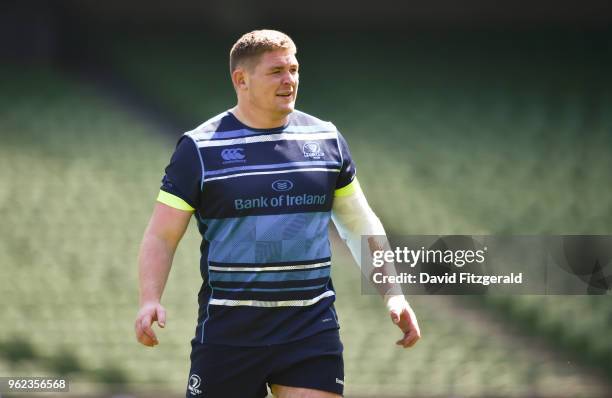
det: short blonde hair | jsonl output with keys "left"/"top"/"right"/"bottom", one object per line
{"left": 229, "top": 29, "right": 297, "bottom": 73}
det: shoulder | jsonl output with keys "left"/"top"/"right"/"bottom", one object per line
{"left": 287, "top": 109, "right": 338, "bottom": 134}
{"left": 184, "top": 111, "right": 236, "bottom": 143}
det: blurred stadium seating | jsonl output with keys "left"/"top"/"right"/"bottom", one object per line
{"left": 1, "top": 30, "right": 611, "bottom": 397}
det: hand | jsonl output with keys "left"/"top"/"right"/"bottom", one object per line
{"left": 135, "top": 302, "right": 166, "bottom": 347}
{"left": 386, "top": 296, "right": 421, "bottom": 348}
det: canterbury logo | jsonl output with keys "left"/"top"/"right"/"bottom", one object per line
{"left": 221, "top": 148, "right": 245, "bottom": 161}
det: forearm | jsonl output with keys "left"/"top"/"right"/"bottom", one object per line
{"left": 332, "top": 179, "right": 404, "bottom": 300}
{"left": 365, "top": 236, "right": 404, "bottom": 299}
{"left": 138, "top": 233, "right": 176, "bottom": 306}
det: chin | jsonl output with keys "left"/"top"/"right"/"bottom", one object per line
{"left": 276, "top": 104, "right": 295, "bottom": 116}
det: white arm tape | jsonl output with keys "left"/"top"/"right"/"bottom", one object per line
{"left": 332, "top": 179, "right": 408, "bottom": 306}
{"left": 331, "top": 179, "right": 386, "bottom": 271}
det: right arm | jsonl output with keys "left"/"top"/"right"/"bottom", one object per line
{"left": 135, "top": 202, "right": 192, "bottom": 347}
{"left": 135, "top": 135, "right": 202, "bottom": 347}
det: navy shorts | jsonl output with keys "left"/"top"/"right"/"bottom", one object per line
{"left": 185, "top": 329, "right": 344, "bottom": 398}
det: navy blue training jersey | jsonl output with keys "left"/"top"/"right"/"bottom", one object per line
{"left": 158, "top": 110, "right": 356, "bottom": 346}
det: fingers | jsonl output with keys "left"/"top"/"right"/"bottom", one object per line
{"left": 396, "top": 321, "right": 421, "bottom": 348}
{"left": 390, "top": 310, "right": 400, "bottom": 324}
{"left": 396, "top": 330, "right": 420, "bottom": 348}
{"left": 137, "top": 330, "right": 158, "bottom": 347}
{"left": 157, "top": 306, "right": 166, "bottom": 328}
{"left": 135, "top": 315, "right": 158, "bottom": 346}
{"left": 392, "top": 306, "right": 421, "bottom": 348}
{"left": 134, "top": 318, "right": 158, "bottom": 347}
{"left": 134, "top": 304, "right": 166, "bottom": 347}
{"left": 141, "top": 314, "right": 158, "bottom": 342}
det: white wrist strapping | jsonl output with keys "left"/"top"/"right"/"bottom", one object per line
{"left": 384, "top": 294, "right": 409, "bottom": 312}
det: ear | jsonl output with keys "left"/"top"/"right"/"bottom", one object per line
{"left": 232, "top": 68, "right": 248, "bottom": 91}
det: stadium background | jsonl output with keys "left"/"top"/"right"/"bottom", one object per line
{"left": 1, "top": 1, "right": 611, "bottom": 397}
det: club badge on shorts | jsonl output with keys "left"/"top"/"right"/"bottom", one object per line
{"left": 188, "top": 374, "right": 203, "bottom": 396}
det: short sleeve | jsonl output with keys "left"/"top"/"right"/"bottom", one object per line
{"left": 335, "top": 131, "right": 356, "bottom": 190}
{"left": 158, "top": 135, "right": 202, "bottom": 211}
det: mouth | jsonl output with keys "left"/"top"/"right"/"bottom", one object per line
{"left": 276, "top": 87, "right": 295, "bottom": 98}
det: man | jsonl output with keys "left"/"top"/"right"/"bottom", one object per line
{"left": 135, "top": 29, "right": 420, "bottom": 398}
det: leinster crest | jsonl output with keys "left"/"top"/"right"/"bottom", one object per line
{"left": 303, "top": 142, "right": 324, "bottom": 160}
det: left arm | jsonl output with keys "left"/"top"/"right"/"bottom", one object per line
{"left": 331, "top": 178, "right": 421, "bottom": 348}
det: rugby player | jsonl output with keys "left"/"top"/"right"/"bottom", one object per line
{"left": 135, "top": 29, "right": 421, "bottom": 398}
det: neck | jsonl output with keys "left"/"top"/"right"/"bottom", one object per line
{"left": 231, "top": 104, "right": 289, "bottom": 129}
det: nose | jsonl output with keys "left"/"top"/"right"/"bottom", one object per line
{"left": 282, "top": 71, "right": 297, "bottom": 86}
